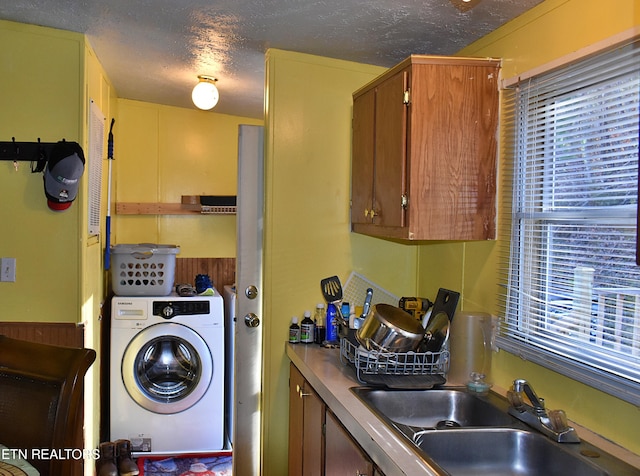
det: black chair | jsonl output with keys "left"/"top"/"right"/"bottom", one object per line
{"left": 0, "top": 334, "right": 96, "bottom": 476}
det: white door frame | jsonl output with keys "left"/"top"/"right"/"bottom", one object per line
{"left": 233, "top": 124, "right": 264, "bottom": 475}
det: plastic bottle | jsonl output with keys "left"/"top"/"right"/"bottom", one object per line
{"left": 314, "top": 303, "right": 326, "bottom": 344}
{"left": 300, "top": 310, "right": 315, "bottom": 344}
{"left": 341, "top": 302, "right": 350, "bottom": 321}
{"left": 349, "top": 302, "right": 357, "bottom": 329}
{"left": 324, "top": 303, "right": 339, "bottom": 344}
{"left": 289, "top": 317, "right": 300, "bottom": 344}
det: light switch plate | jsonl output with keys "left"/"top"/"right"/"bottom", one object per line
{"left": 1, "top": 257, "right": 16, "bottom": 282}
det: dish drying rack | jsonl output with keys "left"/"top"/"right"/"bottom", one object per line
{"left": 340, "top": 337, "right": 449, "bottom": 388}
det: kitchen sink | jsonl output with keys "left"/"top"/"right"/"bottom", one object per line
{"left": 351, "top": 386, "right": 640, "bottom": 475}
{"left": 351, "top": 387, "right": 514, "bottom": 430}
{"left": 414, "top": 428, "right": 605, "bottom": 476}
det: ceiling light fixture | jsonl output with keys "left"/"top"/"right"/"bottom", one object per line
{"left": 192, "top": 75, "right": 219, "bottom": 110}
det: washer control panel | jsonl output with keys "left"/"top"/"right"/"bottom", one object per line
{"left": 153, "top": 300, "right": 211, "bottom": 318}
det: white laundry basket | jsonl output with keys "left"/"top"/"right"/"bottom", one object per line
{"left": 111, "top": 243, "right": 179, "bottom": 296}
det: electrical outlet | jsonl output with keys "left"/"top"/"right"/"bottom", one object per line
{"left": 1, "top": 258, "right": 16, "bottom": 282}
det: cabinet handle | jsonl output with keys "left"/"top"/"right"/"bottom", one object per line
{"left": 296, "top": 384, "right": 312, "bottom": 398}
{"left": 364, "top": 208, "right": 379, "bottom": 219}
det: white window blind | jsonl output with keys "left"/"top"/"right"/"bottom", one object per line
{"left": 498, "top": 38, "right": 640, "bottom": 405}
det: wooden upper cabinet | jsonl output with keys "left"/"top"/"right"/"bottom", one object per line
{"left": 351, "top": 87, "right": 376, "bottom": 227}
{"left": 351, "top": 55, "right": 500, "bottom": 241}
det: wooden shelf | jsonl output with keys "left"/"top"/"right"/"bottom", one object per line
{"left": 116, "top": 201, "right": 236, "bottom": 215}
{"left": 116, "top": 202, "right": 200, "bottom": 215}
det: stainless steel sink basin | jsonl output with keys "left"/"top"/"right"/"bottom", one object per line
{"left": 351, "top": 387, "right": 514, "bottom": 429}
{"left": 415, "top": 428, "right": 605, "bottom": 476}
{"left": 351, "top": 387, "right": 640, "bottom": 475}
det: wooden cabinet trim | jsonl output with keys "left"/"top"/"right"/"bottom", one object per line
{"left": 354, "top": 54, "right": 500, "bottom": 99}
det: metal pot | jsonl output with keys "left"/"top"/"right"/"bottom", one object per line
{"left": 356, "top": 303, "right": 425, "bottom": 353}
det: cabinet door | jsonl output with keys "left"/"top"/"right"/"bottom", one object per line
{"left": 289, "top": 365, "right": 305, "bottom": 474}
{"left": 373, "top": 68, "right": 408, "bottom": 228}
{"left": 302, "top": 383, "right": 325, "bottom": 476}
{"left": 289, "top": 364, "right": 325, "bottom": 476}
{"left": 408, "top": 63, "right": 498, "bottom": 240}
{"left": 352, "top": 87, "right": 376, "bottom": 225}
{"left": 325, "top": 409, "right": 373, "bottom": 476}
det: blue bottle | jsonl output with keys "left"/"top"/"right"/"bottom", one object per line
{"left": 324, "top": 303, "right": 339, "bottom": 344}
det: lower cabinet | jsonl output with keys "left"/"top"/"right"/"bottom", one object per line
{"left": 289, "top": 363, "right": 384, "bottom": 476}
{"left": 289, "top": 364, "right": 325, "bottom": 475}
{"left": 325, "top": 409, "right": 374, "bottom": 476}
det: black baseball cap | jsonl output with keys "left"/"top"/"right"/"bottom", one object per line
{"left": 43, "top": 141, "right": 85, "bottom": 211}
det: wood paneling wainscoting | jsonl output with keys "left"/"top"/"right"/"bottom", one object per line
{"left": 0, "top": 322, "right": 84, "bottom": 347}
{"left": 174, "top": 257, "right": 236, "bottom": 291}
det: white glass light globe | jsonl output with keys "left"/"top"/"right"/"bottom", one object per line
{"left": 192, "top": 80, "right": 219, "bottom": 110}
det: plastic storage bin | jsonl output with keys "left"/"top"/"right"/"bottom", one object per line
{"left": 111, "top": 243, "right": 179, "bottom": 296}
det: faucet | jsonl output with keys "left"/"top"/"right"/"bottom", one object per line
{"left": 507, "top": 379, "right": 580, "bottom": 443}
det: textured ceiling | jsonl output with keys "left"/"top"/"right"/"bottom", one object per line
{"left": 1, "top": 0, "right": 544, "bottom": 119}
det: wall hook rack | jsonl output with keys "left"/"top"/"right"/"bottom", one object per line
{"left": 0, "top": 138, "right": 72, "bottom": 173}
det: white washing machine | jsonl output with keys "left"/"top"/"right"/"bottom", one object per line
{"left": 110, "top": 292, "right": 225, "bottom": 456}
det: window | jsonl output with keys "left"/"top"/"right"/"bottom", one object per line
{"left": 499, "top": 38, "right": 640, "bottom": 405}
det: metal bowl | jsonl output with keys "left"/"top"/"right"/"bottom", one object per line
{"left": 356, "top": 303, "right": 425, "bottom": 353}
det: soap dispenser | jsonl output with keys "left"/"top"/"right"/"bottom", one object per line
{"left": 466, "top": 371, "right": 492, "bottom": 395}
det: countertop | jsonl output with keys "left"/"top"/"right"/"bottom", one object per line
{"left": 286, "top": 342, "right": 640, "bottom": 475}
{"left": 286, "top": 342, "right": 443, "bottom": 476}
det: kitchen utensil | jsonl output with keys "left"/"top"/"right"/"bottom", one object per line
{"left": 361, "top": 288, "right": 373, "bottom": 319}
{"left": 356, "top": 303, "right": 426, "bottom": 353}
{"left": 321, "top": 275, "right": 343, "bottom": 302}
{"left": 320, "top": 275, "right": 347, "bottom": 326}
{"left": 429, "top": 288, "right": 460, "bottom": 323}
{"left": 421, "top": 311, "right": 450, "bottom": 352}
{"left": 418, "top": 288, "right": 460, "bottom": 353}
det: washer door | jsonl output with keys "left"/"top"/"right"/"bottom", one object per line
{"left": 122, "top": 322, "right": 213, "bottom": 414}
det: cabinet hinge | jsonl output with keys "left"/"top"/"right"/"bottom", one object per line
{"left": 401, "top": 194, "right": 408, "bottom": 209}
{"left": 403, "top": 89, "right": 410, "bottom": 105}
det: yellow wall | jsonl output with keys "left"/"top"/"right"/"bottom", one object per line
{"left": 0, "top": 19, "right": 262, "bottom": 468}
{"left": 0, "top": 20, "right": 84, "bottom": 323}
{"left": 0, "top": 20, "right": 119, "bottom": 470}
{"left": 415, "top": 0, "right": 640, "bottom": 454}
{"left": 112, "top": 99, "right": 261, "bottom": 257}
{"left": 82, "top": 38, "right": 119, "bottom": 464}
{"left": 262, "top": 49, "right": 422, "bottom": 475}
